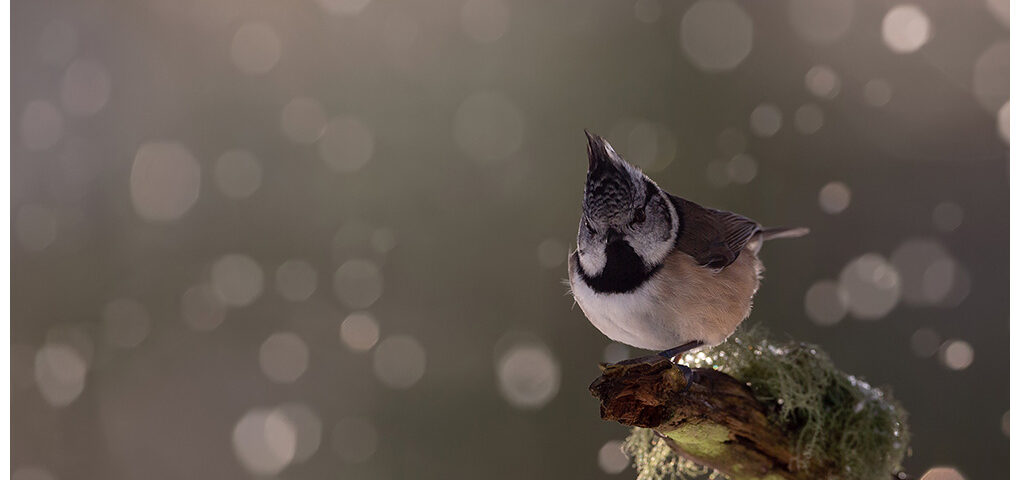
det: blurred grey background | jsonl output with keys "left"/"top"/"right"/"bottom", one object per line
{"left": 11, "top": 0, "right": 1008, "bottom": 479}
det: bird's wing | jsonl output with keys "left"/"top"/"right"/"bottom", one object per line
{"left": 669, "top": 194, "right": 762, "bottom": 270}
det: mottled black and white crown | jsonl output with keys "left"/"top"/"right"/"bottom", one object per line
{"left": 583, "top": 131, "right": 645, "bottom": 224}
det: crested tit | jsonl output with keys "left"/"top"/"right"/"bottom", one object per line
{"left": 568, "top": 132, "right": 808, "bottom": 363}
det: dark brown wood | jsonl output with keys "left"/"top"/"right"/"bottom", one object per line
{"left": 589, "top": 355, "right": 821, "bottom": 480}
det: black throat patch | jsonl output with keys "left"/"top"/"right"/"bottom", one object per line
{"left": 575, "top": 240, "right": 662, "bottom": 294}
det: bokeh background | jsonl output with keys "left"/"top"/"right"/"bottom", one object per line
{"left": 11, "top": 0, "right": 1009, "bottom": 479}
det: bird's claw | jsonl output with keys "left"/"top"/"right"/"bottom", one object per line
{"left": 674, "top": 362, "right": 695, "bottom": 393}
{"left": 658, "top": 357, "right": 695, "bottom": 393}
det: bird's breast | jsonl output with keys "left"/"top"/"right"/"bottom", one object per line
{"left": 568, "top": 248, "right": 763, "bottom": 351}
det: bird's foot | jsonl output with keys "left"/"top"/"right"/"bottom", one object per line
{"left": 671, "top": 361, "right": 696, "bottom": 393}
{"left": 601, "top": 341, "right": 703, "bottom": 391}
{"left": 654, "top": 349, "right": 700, "bottom": 394}
{"left": 654, "top": 341, "right": 703, "bottom": 393}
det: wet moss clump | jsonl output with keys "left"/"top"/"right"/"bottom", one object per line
{"left": 623, "top": 325, "right": 910, "bottom": 480}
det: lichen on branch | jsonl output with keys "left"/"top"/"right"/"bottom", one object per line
{"left": 591, "top": 325, "right": 910, "bottom": 480}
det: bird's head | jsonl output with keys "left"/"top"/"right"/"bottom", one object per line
{"left": 577, "top": 131, "right": 678, "bottom": 276}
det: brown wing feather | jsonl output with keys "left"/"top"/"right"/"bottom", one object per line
{"left": 670, "top": 194, "right": 762, "bottom": 270}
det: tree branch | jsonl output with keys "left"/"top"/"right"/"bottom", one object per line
{"left": 589, "top": 355, "right": 821, "bottom": 480}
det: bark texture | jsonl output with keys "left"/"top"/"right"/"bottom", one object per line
{"left": 589, "top": 355, "right": 824, "bottom": 480}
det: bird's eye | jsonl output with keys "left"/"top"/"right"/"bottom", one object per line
{"left": 583, "top": 217, "right": 596, "bottom": 234}
{"left": 631, "top": 209, "right": 646, "bottom": 226}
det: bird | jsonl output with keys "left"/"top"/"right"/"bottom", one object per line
{"left": 568, "top": 131, "right": 808, "bottom": 372}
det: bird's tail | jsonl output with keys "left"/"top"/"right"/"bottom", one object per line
{"left": 760, "top": 226, "right": 810, "bottom": 241}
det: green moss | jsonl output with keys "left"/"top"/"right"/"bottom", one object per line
{"left": 622, "top": 428, "right": 710, "bottom": 480}
{"left": 665, "top": 423, "right": 730, "bottom": 458}
{"left": 622, "top": 325, "right": 910, "bottom": 480}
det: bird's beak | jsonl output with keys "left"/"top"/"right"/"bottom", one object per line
{"left": 585, "top": 130, "right": 610, "bottom": 172}
{"left": 606, "top": 227, "right": 624, "bottom": 244}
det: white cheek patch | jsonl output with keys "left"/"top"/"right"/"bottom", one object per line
{"left": 631, "top": 190, "right": 678, "bottom": 267}
{"left": 578, "top": 243, "right": 607, "bottom": 276}
{"left": 640, "top": 236, "right": 674, "bottom": 267}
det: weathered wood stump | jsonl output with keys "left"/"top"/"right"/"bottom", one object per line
{"left": 589, "top": 355, "right": 821, "bottom": 480}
